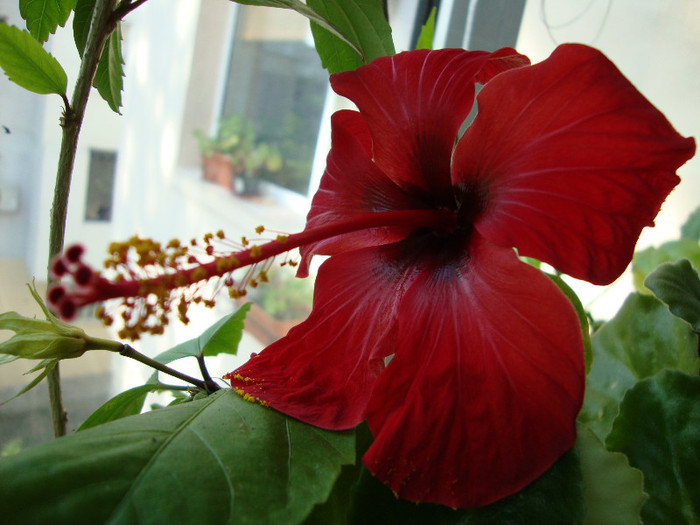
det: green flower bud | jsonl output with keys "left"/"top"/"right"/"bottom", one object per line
{"left": 0, "top": 284, "right": 122, "bottom": 361}
{"left": 0, "top": 312, "right": 89, "bottom": 360}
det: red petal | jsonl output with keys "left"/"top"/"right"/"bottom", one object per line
{"left": 363, "top": 233, "right": 584, "bottom": 508}
{"left": 227, "top": 244, "right": 418, "bottom": 429}
{"left": 330, "top": 48, "right": 529, "bottom": 200}
{"left": 298, "top": 110, "right": 423, "bottom": 276}
{"left": 453, "top": 43, "right": 695, "bottom": 285}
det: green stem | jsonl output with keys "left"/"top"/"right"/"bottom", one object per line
{"left": 46, "top": 0, "right": 118, "bottom": 438}
{"left": 113, "top": 0, "right": 150, "bottom": 20}
{"left": 196, "top": 354, "right": 220, "bottom": 393}
{"left": 119, "top": 345, "right": 218, "bottom": 393}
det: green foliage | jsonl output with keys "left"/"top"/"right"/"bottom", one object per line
{"left": 234, "top": 0, "right": 363, "bottom": 58}
{"left": 1, "top": 358, "right": 58, "bottom": 405}
{"left": 548, "top": 274, "right": 593, "bottom": 375}
{"left": 0, "top": 284, "right": 120, "bottom": 361}
{"left": 72, "top": 0, "right": 92, "bottom": 53}
{"left": 76, "top": 305, "right": 252, "bottom": 429}
{"left": 578, "top": 293, "right": 699, "bottom": 440}
{"left": 73, "top": 0, "right": 124, "bottom": 112}
{"left": 152, "top": 303, "right": 251, "bottom": 365}
{"left": 347, "top": 447, "right": 584, "bottom": 524}
{"left": 195, "top": 116, "right": 282, "bottom": 176}
{"left": 77, "top": 384, "right": 185, "bottom": 431}
{"left": 0, "top": 390, "right": 355, "bottom": 525}
{"left": 93, "top": 22, "right": 124, "bottom": 113}
{"left": 415, "top": 6, "right": 437, "bottom": 50}
{"left": 307, "top": 0, "right": 395, "bottom": 73}
{"left": 0, "top": 23, "right": 67, "bottom": 96}
{"left": 632, "top": 240, "right": 700, "bottom": 293}
{"left": 681, "top": 205, "right": 700, "bottom": 241}
{"left": 645, "top": 258, "right": 700, "bottom": 332}
{"left": 19, "top": 0, "right": 76, "bottom": 43}
{"left": 607, "top": 371, "right": 700, "bottom": 524}
{"left": 252, "top": 270, "right": 313, "bottom": 320}
{"left": 577, "top": 424, "right": 645, "bottom": 525}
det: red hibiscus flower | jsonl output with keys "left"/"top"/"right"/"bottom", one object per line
{"left": 225, "top": 44, "right": 695, "bottom": 507}
{"left": 50, "top": 44, "right": 694, "bottom": 508}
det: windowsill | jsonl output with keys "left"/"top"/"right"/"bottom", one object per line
{"left": 172, "top": 166, "right": 309, "bottom": 236}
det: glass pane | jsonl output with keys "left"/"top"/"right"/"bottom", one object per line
{"left": 84, "top": 149, "right": 116, "bottom": 221}
{"left": 220, "top": 6, "right": 328, "bottom": 195}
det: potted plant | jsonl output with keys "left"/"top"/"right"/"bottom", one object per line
{"left": 236, "top": 142, "right": 283, "bottom": 195}
{"left": 194, "top": 116, "right": 282, "bottom": 195}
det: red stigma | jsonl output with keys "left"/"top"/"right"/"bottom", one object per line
{"left": 65, "top": 244, "right": 85, "bottom": 263}
{"left": 47, "top": 285, "right": 66, "bottom": 305}
{"left": 59, "top": 300, "right": 77, "bottom": 321}
{"left": 74, "top": 265, "right": 94, "bottom": 286}
{"left": 51, "top": 258, "right": 68, "bottom": 277}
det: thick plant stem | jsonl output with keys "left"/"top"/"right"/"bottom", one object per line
{"left": 46, "top": 0, "right": 118, "bottom": 438}
{"left": 119, "top": 345, "right": 220, "bottom": 393}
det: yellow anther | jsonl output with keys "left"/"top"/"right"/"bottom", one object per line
{"left": 241, "top": 236, "right": 249, "bottom": 246}
{"left": 216, "top": 229, "right": 225, "bottom": 239}
{"left": 276, "top": 234, "right": 288, "bottom": 243}
{"left": 255, "top": 225, "right": 265, "bottom": 234}
{"left": 216, "top": 256, "right": 240, "bottom": 273}
{"left": 258, "top": 270, "right": 268, "bottom": 283}
{"left": 250, "top": 245, "right": 262, "bottom": 258}
{"left": 249, "top": 279, "right": 258, "bottom": 288}
{"left": 190, "top": 267, "right": 207, "bottom": 282}
{"left": 203, "top": 232, "right": 213, "bottom": 243}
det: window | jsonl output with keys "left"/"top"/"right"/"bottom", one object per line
{"left": 84, "top": 149, "right": 116, "bottom": 221}
{"left": 220, "top": 6, "right": 328, "bottom": 195}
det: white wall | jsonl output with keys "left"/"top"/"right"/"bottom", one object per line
{"left": 0, "top": 1, "right": 47, "bottom": 263}
{"left": 0, "top": 0, "right": 124, "bottom": 277}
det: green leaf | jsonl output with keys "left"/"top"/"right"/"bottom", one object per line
{"left": 606, "top": 370, "right": 700, "bottom": 524}
{"left": 0, "top": 390, "right": 355, "bottom": 525}
{"left": 415, "top": 6, "right": 436, "bottom": 50}
{"left": 645, "top": 258, "right": 700, "bottom": 332}
{"left": 0, "top": 23, "right": 67, "bottom": 96}
{"left": 681, "top": 205, "right": 700, "bottom": 241}
{"left": 1, "top": 359, "right": 57, "bottom": 405}
{"left": 19, "top": 0, "right": 76, "bottom": 43}
{"left": 348, "top": 446, "right": 584, "bottom": 524}
{"left": 578, "top": 293, "right": 699, "bottom": 440}
{"left": 0, "top": 353, "right": 19, "bottom": 365}
{"left": 234, "top": 0, "right": 363, "bottom": 58}
{"left": 77, "top": 384, "right": 182, "bottom": 431}
{"left": 72, "top": 0, "right": 93, "bottom": 55}
{"left": 548, "top": 274, "right": 593, "bottom": 375}
{"left": 577, "top": 423, "right": 645, "bottom": 525}
{"left": 303, "top": 422, "right": 372, "bottom": 525}
{"left": 632, "top": 240, "right": 700, "bottom": 293}
{"left": 153, "top": 303, "right": 251, "bottom": 366}
{"left": 92, "top": 22, "right": 124, "bottom": 113}
{"left": 73, "top": 0, "right": 124, "bottom": 113}
{"left": 307, "top": 0, "right": 395, "bottom": 74}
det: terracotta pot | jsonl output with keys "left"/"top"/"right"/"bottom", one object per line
{"left": 201, "top": 153, "right": 236, "bottom": 190}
